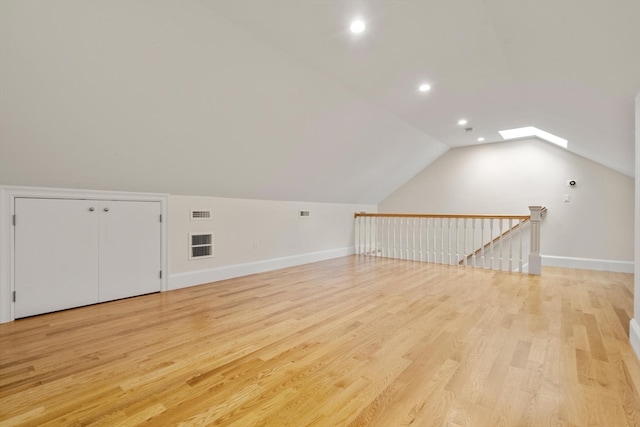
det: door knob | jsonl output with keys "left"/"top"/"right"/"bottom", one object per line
{"left": 89, "top": 207, "right": 95, "bottom": 212}
{"left": 104, "top": 207, "right": 109, "bottom": 212}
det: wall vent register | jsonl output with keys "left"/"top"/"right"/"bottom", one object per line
{"left": 190, "top": 210, "right": 212, "bottom": 220}
{"left": 190, "top": 233, "right": 213, "bottom": 259}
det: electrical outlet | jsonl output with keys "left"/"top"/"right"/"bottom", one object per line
{"left": 253, "top": 241, "right": 259, "bottom": 250}
{"left": 563, "top": 194, "right": 570, "bottom": 203}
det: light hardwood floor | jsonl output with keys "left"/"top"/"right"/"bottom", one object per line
{"left": 1, "top": 256, "right": 639, "bottom": 426}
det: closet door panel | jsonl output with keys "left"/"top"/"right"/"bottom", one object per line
{"left": 14, "top": 198, "right": 100, "bottom": 318}
{"left": 98, "top": 201, "right": 161, "bottom": 302}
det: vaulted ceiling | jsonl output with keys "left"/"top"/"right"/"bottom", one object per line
{"left": 208, "top": 0, "right": 640, "bottom": 175}
{"left": 1, "top": 1, "right": 638, "bottom": 204}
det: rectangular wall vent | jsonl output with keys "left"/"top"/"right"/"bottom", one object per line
{"left": 189, "top": 233, "right": 213, "bottom": 259}
{"left": 190, "top": 210, "right": 212, "bottom": 221}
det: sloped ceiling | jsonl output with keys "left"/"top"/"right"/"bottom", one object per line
{"left": 1, "top": 1, "right": 638, "bottom": 204}
{"left": 207, "top": 0, "right": 640, "bottom": 176}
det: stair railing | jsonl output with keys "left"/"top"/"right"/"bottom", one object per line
{"left": 354, "top": 206, "right": 545, "bottom": 275}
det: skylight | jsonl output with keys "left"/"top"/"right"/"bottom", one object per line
{"left": 498, "top": 126, "right": 568, "bottom": 149}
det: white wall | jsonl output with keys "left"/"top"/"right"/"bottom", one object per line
{"left": 380, "top": 138, "right": 634, "bottom": 271}
{"left": 168, "top": 195, "right": 374, "bottom": 289}
{"left": 632, "top": 93, "right": 640, "bottom": 359}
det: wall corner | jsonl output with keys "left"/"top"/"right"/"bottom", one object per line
{"left": 633, "top": 92, "right": 640, "bottom": 360}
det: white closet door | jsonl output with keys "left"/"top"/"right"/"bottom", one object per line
{"left": 98, "top": 201, "right": 161, "bottom": 302}
{"left": 14, "top": 198, "right": 100, "bottom": 318}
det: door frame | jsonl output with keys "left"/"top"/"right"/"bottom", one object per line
{"left": 0, "top": 186, "right": 169, "bottom": 323}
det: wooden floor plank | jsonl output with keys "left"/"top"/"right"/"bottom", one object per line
{"left": 1, "top": 256, "right": 639, "bottom": 426}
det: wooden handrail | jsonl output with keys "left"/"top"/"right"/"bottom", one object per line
{"left": 354, "top": 212, "right": 531, "bottom": 220}
{"left": 458, "top": 207, "right": 547, "bottom": 265}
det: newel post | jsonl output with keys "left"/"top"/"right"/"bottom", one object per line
{"left": 528, "top": 206, "right": 543, "bottom": 275}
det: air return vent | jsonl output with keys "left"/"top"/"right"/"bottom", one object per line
{"left": 190, "top": 210, "right": 212, "bottom": 221}
{"left": 189, "top": 233, "right": 213, "bottom": 259}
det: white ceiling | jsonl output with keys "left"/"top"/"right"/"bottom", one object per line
{"left": 208, "top": 0, "right": 640, "bottom": 176}
{"left": 1, "top": 1, "right": 638, "bottom": 204}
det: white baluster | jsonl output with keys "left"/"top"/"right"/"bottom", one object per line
{"left": 472, "top": 218, "right": 476, "bottom": 268}
{"left": 424, "top": 218, "right": 428, "bottom": 263}
{"left": 387, "top": 218, "right": 391, "bottom": 258}
{"left": 379, "top": 218, "right": 384, "bottom": 258}
{"left": 355, "top": 216, "right": 360, "bottom": 255}
{"left": 489, "top": 218, "right": 494, "bottom": 270}
{"left": 480, "top": 218, "right": 485, "bottom": 268}
{"left": 419, "top": 218, "right": 423, "bottom": 262}
{"left": 374, "top": 216, "right": 378, "bottom": 256}
{"left": 445, "top": 218, "right": 450, "bottom": 265}
{"left": 371, "top": 217, "right": 376, "bottom": 255}
{"left": 412, "top": 218, "right": 416, "bottom": 261}
{"left": 360, "top": 216, "right": 365, "bottom": 255}
{"left": 370, "top": 217, "right": 374, "bottom": 256}
{"left": 365, "top": 216, "right": 369, "bottom": 255}
{"left": 425, "top": 218, "right": 430, "bottom": 263}
{"left": 432, "top": 218, "right": 437, "bottom": 263}
{"left": 399, "top": 218, "right": 403, "bottom": 259}
{"left": 363, "top": 217, "right": 368, "bottom": 255}
{"left": 406, "top": 218, "right": 410, "bottom": 259}
{"left": 453, "top": 218, "right": 460, "bottom": 265}
{"left": 463, "top": 218, "right": 467, "bottom": 267}
{"left": 402, "top": 218, "right": 406, "bottom": 260}
{"left": 363, "top": 216, "right": 368, "bottom": 255}
{"left": 402, "top": 218, "right": 409, "bottom": 259}
{"left": 385, "top": 217, "right": 389, "bottom": 258}
{"left": 392, "top": 218, "right": 396, "bottom": 258}
{"left": 400, "top": 218, "right": 403, "bottom": 259}
{"left": 360, "top": 216, "right": 364, "bottom": 255}
{"left": 499, "top": 218, "right": 504, "bottom": 271}
{"left": 376, "top": 217, "right": 380, "bottom": 256}
{"left": 518, "top": 218, "right": 523, "bottom": 273}
{"left": 369, "top": 217, "right": 373, "bottom": 256}
{"left": 404, "top": 217, "right": 407, "bottom": 260}
{"left": 443, "top": 218, "right": 447, "bottom": 265}
{"left": 408, "top": 218, "right": 412, "bottom": 260}
{"left": 354, "top": 216, "right": 358, "bottom": 255}
{"left": 438, "top": 218, "right": 443, "bottom": 264}
{"left": 371, "top": 217, "right": 378, "bottom": 256}
{"left": 405, "top": 218, "right": 410, "bottom": 260}
{"left": 508, "top": 218, "right": 513, "bottom": 272}
{"left": 367, "top": 217, "right": 371, "bottom": 256}
{"left": 425, "top": 218, "right": 429, "bottom": 262}
{"left": 362, "top": 216, "right": 366, "bottom": 255}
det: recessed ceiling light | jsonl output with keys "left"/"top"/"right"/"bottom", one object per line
{"left": 418, "top": 83, "right": 431, "bottom": 92}
{"left": 477, "top": 137, "right": 485, "bottom": 142}
{"left": 498, "top": 126, "right": 568, "bottom": 148}
{"left": 350, "top": 20, "right": 366, "bottom": 33}
{"left": 458, "top": 119, "right": 467, "bottom": 126}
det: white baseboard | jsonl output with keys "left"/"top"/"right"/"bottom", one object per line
{"left": 631, "top": 319, "right": 640, "bottom": 361}
{"left": 542, "top": 255, "right": 634, "bottom": 273}
{"left": 169, "top": 246, "right": 355, "bottom": 290}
